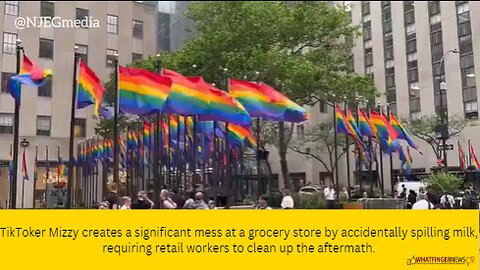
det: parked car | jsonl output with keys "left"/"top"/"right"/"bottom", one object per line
{"left": 298, "top": 186, "right": 324, "bottom": 195}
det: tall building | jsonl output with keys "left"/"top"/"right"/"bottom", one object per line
{"left": 0, "top": 1, "right": 158, "bottom": 208}
{"left": 155, "top": 1, "right": 192, "bottom": 52}
{"left": 270, "top": 1, "right": 480, "bottom": 193}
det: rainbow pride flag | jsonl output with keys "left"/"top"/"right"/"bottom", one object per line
{"left": 358, "top": 108, "right": 374, "bottom": 137}
{"left": 370, "top": 110, "right": 398, "bottom": 152}
{"left": 162, "top": 68, "right": 210, "bottom": 116}
{"left": 229, "top": 79, "right": 307, "bottom": 122}
{"left": 143, "top": 121, "right": 151, "bottom": 146}
{"left": 77, "top": 59, "right": 106, "bottom": 116}
{"left": 470, "top": 143, "right": 480, "bottom": 171}
{"left": 22, "top": 148, "right": 28, "bottom": 181}
{"left": 189, "top": 77, "right": 251, "bottom": 126}
{"left": 389, "top": 112, "right": 422, "bottom": 154}
{"left": 119, "top": 66, "right": 172, "bottom": 115}
{"left": 8, "top": 54, "right": 52, "bottom": 103}
{"left": 228, "top": 124, "right": 256, "bottom": 148}
{"left": 335, "top": 104, "right": 351, "bottom": 135}
{"left": 346, "top": 108, "right": 361, "bottom": 138}
{"left": 58, "top": 157, "right": 65, "bottom": 178}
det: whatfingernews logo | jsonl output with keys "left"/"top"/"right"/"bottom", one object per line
{"left": 406, "top": 255, "right": 475, "bottom": 266}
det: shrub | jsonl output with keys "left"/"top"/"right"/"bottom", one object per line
{"left": 422, "top": 173, "right": 462, "bottom": 196}
{"left": 292, "top": 192, "right": 326, "bottom": 209}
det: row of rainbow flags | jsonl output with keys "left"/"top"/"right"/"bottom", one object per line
{"left": 9, "top": 54, "right": 308, "bottom": 151}
{"left": 335, "top": 104, "right": 421, "bottom": 174}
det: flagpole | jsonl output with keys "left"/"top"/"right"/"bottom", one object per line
{"left": 468, "top": 138, "right": 472, "bottom": 168}
{"left": 10, "top": 39, "right": 23, "bottom": 209}
{"left": 376, "top": 105, "right": 385, "bottom": 197}
{"left": 32, "top": 145, "right": 37, "bottom": 208}
{"left": 386, "top": 104, "right": 392, "bottom": 197}
{"left": 192, "top": 117, "right": 197, "bottom": 191}
{"left": 343, "top": 100, "right": 351, "bottom": 201}
{"left": 355, "top": 100, "right": 361, "bottom": 200}
{"left": 66, "top": 46, "right": 79, "bottom": 209}
{"left": 45, "top": 146, "right": 49, "bottom": 208}
{"left": 333, "top": 101, "right": 339, "bottom": 200}
{"left": 113, "top": 53, "right": 120, "bottom": 185}
{"left": 183, "top": 117, "right": 188, "bottom": 192}
{"left": 224, "top": 70, "right": 231, "bottom": 207}
{"left": 21, "top": 148, "right": 25, "bottom": 208}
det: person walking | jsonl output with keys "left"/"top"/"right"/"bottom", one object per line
{"left": 281, "top": 189, "right": 294, "bottom": 209}
{"left": 411, "top": 193, "right": 433, "bottom": 209}
{"left": 131, "top": 191, "right": 154, "bottom": 209}
{"left": 160, "top": 189, "right": 177, "bottom": 209}
{"left": 105, "top": 183, "right": 120, "bottom": 209}
{"left": 324, "top": 185, "right": 336, "bottom": 209}
{"left": 120, "top": 196, "right": 131, "bottom": 210}
{"left": 183, "top": 192, "right": 195, "bottom": 209}
{"left": 407, "top": 190, "right": 417, "bottom": 209}
{"left": 192, "top": 192, "right": 209, "bottom": 209}
{"left": 255, "top": 195, "right": 272, "bottom": 209}
{"left": 440, "top": 192, "right": 455, "bottom": 209}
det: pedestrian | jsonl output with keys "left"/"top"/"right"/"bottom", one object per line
{"left": 411, "top": 193, "right": 433, "bottom": 209}
{"left": 339, "top": 187, "right": 349, "bottom": 201}
{"left": 407, "top": 190, "right": 417, "bottom": 209}
{"left": 131, "top": 191, "right": 154, "bottom": 209}
{"left": 207, "top": 199, "right": 216, "bottom": 209}
{"left": 183, "top": 192, "right": 195, "bottom": 209}
{"left": 440, "top": 192, "right": 455, "bottom": 209}
{"left": 105, "top": 183, "right": 120, "bottom": 209}
{"left": 281, "top": 189, "right": 294, "bottom": 209}
{"left": 324, "top": 185, "right": 336, "bottom": 209}
{"left": 192, "top": 192, "right": 209, "bottom": 209}
{"left": 120, "top": 196, "right": 132, "bottom": 210}
{"left": 399, "top": 187, "right": 407, "bottom": 199}
{"left": 170, "top": 189, "right": 185, "bottom": 209}
{"left": 98, "top": 201, "right": 110, "bottom": 209}
{"left": 255, "top": 195, "right": 272, "bottom": 209}
{"left": 161, "top": 189, "right": 177, "bottom": 209}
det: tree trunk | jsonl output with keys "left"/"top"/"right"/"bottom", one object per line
{"left": 278, "top": 122, "right": 291, "bottom": 190}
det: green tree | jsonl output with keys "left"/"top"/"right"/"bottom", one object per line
{"left": 96, "top": 1, "right": 378, "bottom": 189}
{"left": 422, "top": 172, "right": 462, "bottom": 195}
{"left": 402, "top": 114, "right": 473, "bottom": 159}
{"left": 289, "top": 122, "right": 348, "bottom": 173}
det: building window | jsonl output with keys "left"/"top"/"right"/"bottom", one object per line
{"left": 459, "top": 35, "right": 472, "bottom": 55}
{"left": 364, "top": 40, "right": 372, "bottom": 49}
{"left": 382, "top": 7, "right": 391, "bottom": 22}
{"left": 1, "top": 72, "right": 13, "bottom": 93}
{"left": 386, "top": 74, "right": 395, "bottom": 88}
{"left": 38, "top": 79, "right": 52, "bottom": 97}
{"left": 4, "top": 1, "right": 18, "bottom": 16}
{"left": 408, "top": 68, "right": 418, "bottom": 82}
{"left": 382, "top": 21, "right": 392, "bottom": 34}
{"left": 465, "top": 100, "right": 478, "bottom": 119}
{"left": 385, "top": 47, "right": 394, "bottom": 60}
{"left": 410, "top": 111, "right": 421, "bottom": 120}
{"left": 296, "top": 124, "right": 305, "bottom": 140}
{"left": 76, "top": 8, "right": 89, "bottom": 21}
{"left": 430, "top": 31, "right": 442, "bottom": 45}
{"left": 36, "top": 116, "right": 51, "bottom": 136}
{"left": 361, "top": 2, "right": 370, "bottom": 15}
{"left": 40, "top": 1, "right": 54, "bottom": 18}
{"left": 365, "top": 52, "right": 373, "bottom": 66}
{"left": 106, "top": 49, "right": 118, "bottom": 67}
{"left": 76, "top": 44, "right": 88, "bottom": 64}
{"left": 407, "top": 52, "right": 417, "bottom": 62}
{"left": 319, "top": 101, "right": 327, "bottom": 113}
{"left": 362, "top": 14, "right": 371, "bottom": 23}
{"left": 458, "top": 11, "right": 470, "bottom": 24}
{"left": 405, "top": 23, "right": 415, "bottom": 35}
{"left": 132, "top": 53, "right": 143, "bottom": 62}
{"left": 133, "top": 20, "right": 143, "bottom": 39}
{"left": 365, "top": 65, "right": 373, "bottom": 74}
{"left": 430, "top": 14, "right": 441, "bottom": 25}
{"left": 385, "top": 60, "right": 395, "bottom": 69}
{"left": 404, "top": 11, "right": 415, "bottom": 25}
{"left": 363, "top": 27, "right": 372, "bottom": 41}
{"left": 107, "top": 14, "right": 118, "bottom": 34}
{"left": 0, "top": 114, "right": 13, "bottom": 134}
{"left": 429, "top": 1, "right": 441, "bottom": 15}
{"left": 457, "top": 2, "right": 469, "bottom": 14}
{"left": 74, "top": 118, "right": 86, "bottom": 137}
{"left": 39, "top": 38, "right": 54, "bottom": 59}
{"left": 3, "top": 32, "right": 17, "bottom": 54}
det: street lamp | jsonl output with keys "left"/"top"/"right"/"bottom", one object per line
{"left": 437, "top": 48, "right": 459, "bottom": 172}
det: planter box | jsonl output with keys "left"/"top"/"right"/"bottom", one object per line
{"left": 342, "top": 203, "right": 363, "bottom": 209}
